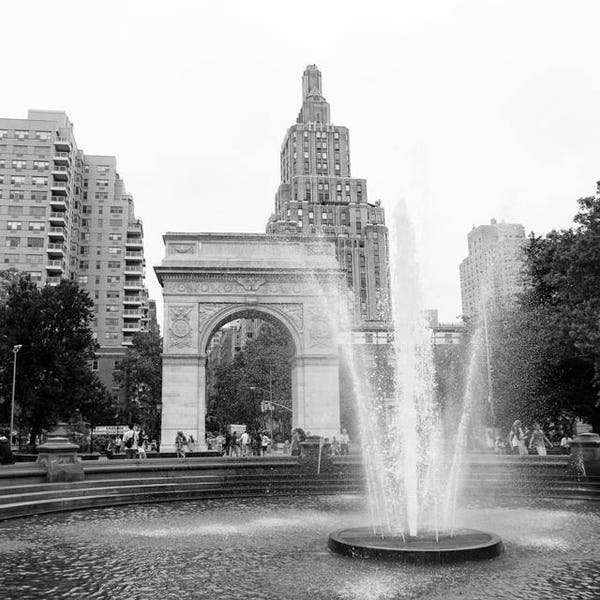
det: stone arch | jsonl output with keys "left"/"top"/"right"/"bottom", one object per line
{"left": 199, "top": 304, "right": 302, "bottom": 358}
{"left": 155, "top": 233, "right": 344, "bottom": 453}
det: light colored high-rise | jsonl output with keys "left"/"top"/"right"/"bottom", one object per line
{"left": 459, "top": 218, "right": 527, "bottom": 317}
{"left": 267, "top": 65, "right": 391, "bottom": 341}
{"left": 0, "top": 110, "right": 151, "bottom": 402}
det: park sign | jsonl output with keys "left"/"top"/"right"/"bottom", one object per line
{"left": 92, "top": 425, "right": 129, "bottom": 436}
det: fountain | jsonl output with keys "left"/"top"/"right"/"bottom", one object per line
{"left": 328, "top": 200, "right": 504, "bottom": 562}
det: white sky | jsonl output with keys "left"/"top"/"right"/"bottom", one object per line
{"left": 4, "top": 0, "right": 600, "bottom": 325}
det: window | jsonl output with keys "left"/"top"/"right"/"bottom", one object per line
{"left": 107, "top": 275, "right": 120, "bottom": 283}
{"left": 12, "top": 160, "right": 27, "bottom": 170}
{"left": 33, "top": 160, "right": 48, "bottom": 170}
{"left": 108, "top": 261, "right": 121, "bottom": 269}
{"left": 32, "top": 176, "right": 47, "bottom": 186}
{"left": 30, "top": 206, "right": 46, "bottom": 217}
{"left": 7, "top": 221, "right": 22, "bottom": 230}
{"left": 97, "top": 165, "right": 110, "bottom": 175}
{"left": 106, "top": 305, "right": 119, "bottom": 312}
{"left": 15, "top": 130, "right": 29, "bottom": 140}
{"left": 91, "top": 359, "right": 99, "bottom": 371}
{"left": 108, "top": 233, "right": 122, "bottom": 241}
{"left": 35, "top": 131, "right": 51, "bottom": 141}
{"left": 108, "top": 247, "right": 121, "bottom": 254}
{"left": 82, "top": 205, "right": 92, "bottom": 214}
{"left": 106, "top": 318, "right": 119, "bottom": 326}
{"left": 97, "top": 179, "right": 109, "bottom": 188}
{"left": 27, "top": 238, "right": 44, "bottom": 248}
{"left": 3, "top": 254, "right": 19, "bottom": 264}
{"left": 30, "top": 192, "right": 47, "bottom": 203}
{"left": 11, "top": 176, "right": 25, "bottom": 186}
{"left": 79, "top": 246, "right": 89, "bottom": 255}
{"left": 9, "top": 190, "right": 25, "bottom": 200}
{"left": 26, "top": 254, "right": 43, "bottom": 263}
{"left": 5, "top": 237, "right": 20, "bottom": 247}
{"left": 96, "top": 261, "right": 101, "bottom": 269}
{"left": 95, "top": 192, "right": 108, "bottom": 200}
{"left": 79, "top": 260, "right": 89, "bottom": 269}
{"left": 107, "top": 290, "right": 120, "bottom": 298}
{"left": 78, "top": 275, "right": 89, "bottom": 284}
{"left": 28, "top": 221, "right": 45, "bottom": 231}
{"left": 105, "top": 332, "right": 119, "bottom": 340}
{"left": 27, "top": 271, "right": 42, "bottom": 281}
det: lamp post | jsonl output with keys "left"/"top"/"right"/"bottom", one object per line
{"left": 10, "top": 344, "right": 22, "bottom": 450}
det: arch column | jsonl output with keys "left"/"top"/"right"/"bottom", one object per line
{"left": 160, "top": 353, "right": 207, "bottom": 452}
{"left": 292, "top": 355, "right": 340, "bottom": 439}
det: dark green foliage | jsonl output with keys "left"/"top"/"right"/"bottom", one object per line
{"left": 0, "top": 275, "right": 113, "bottom": 445}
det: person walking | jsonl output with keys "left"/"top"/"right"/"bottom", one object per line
{"left": 560, "top": 432, "right": 573, "bottom": 455}
{"left": 339, "top": 428, "right": 350, "bottom": 455}
{"left": 529, "top": 423, "right": 552, "bottom": 456}
{"left": 240, "top": 429, "right": 251, "bottom": 457}
{"left": 175, "top": 431, "right": 187, "bottom": 460}
{"left": 137, "top": 429, "right": 147, "bottom": 459}
{"left": 122, "top": 425, "right": 136, "bottom": 459}
{"left": 261, "top": 432, "right": 270, "bottom": 456}
{"left": 509, "top": 420, "right": 528, "bottom": 456}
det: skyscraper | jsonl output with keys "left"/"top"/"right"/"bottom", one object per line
{"left": 459, "top": 218, "right": 527, "bottom": 317}
{"left": 0, "top": 110, "right": 151, "bottom": 403}
{"left": 267, "top": 65, "right": 392, "bottom": 342}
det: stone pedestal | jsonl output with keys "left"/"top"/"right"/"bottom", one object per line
{"left": 571, "top": 432, "right": 600, "bottom": 477}
{"left": 37, "top": 432, "right": 84, "bottom": 483}
{"left": 300, "top": 436, "right": 332, "bottom": 472}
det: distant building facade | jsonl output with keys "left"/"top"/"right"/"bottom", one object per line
{"left": 459, "top": 218, "right": 527, "bottom": 318}
{"left": 266, "top": 65, "right": 392, "bottom": 339}
{"left": 0, "top": 110, "right": 152, "bottom": 402}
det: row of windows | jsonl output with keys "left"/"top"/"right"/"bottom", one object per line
{"left": 0, "top": 175, "right": 49, "bottom": 186}
{"left": 0, "top": 130, "right": 52, "bottom": 140}
{"left": 0, "top": 160, "right": 51, "bottom": 170}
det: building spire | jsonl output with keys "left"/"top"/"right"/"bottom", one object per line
{"left": 298, "top": 64, "right": 330, "bottom": 124}
{"left": 302, "top": 64, "right": 325, "bottom": 101}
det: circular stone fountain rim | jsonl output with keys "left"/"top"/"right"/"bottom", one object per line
{"left": 328, "top": 527, "right": 504, "bottom": 562}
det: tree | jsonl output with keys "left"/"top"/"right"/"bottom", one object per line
{"left": 208, "top": 322, "right": 294, "bottom": 436}
{"left": 487, "top": 191, "right": 600, "bottom": 432}
{"left": 0, "top": 276, "right": 113, "bottom": 446}
{"left": 114, "top": 325, "right": 162, "bottom": 434}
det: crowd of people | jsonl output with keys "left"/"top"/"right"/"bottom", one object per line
{"left": 494, "top": 420, "right": 574, "bottom": 456}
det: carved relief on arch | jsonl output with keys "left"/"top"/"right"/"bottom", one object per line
{"left": 168, "top": 305, "right": 194, "bottom": 350}
{"left": 306, "top": 305, "right": 335, "bottom": 351}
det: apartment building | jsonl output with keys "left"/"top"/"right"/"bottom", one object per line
{"left": 459, "top": 218, "right": 527, "bottom": 318}
{"left": 266, "top": 65, "right": 392, "bottom": 338}
{"left": 0, "top": 110, "right": 151, "bottom": 402}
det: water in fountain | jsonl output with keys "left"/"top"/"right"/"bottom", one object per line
{"left": 335, "top": 199, "right": 487, "bottom": 539}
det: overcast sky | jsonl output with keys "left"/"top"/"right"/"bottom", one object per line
{"left": 4, "top": 0, "right": 600, "bottom": 324}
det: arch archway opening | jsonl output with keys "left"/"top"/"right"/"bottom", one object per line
{"left": 205, "top": 310, "right": 296, "bottom": 454}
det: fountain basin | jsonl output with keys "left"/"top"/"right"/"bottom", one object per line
{"left": 328, "top": 526, "right": 503, "bottom": 563}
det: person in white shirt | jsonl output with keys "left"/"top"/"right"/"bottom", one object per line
{"left": 339, "top": 428, "right": 350, "bottom": 455}
{"left": 240, "top": 430, "right": 252, "bottom": 456}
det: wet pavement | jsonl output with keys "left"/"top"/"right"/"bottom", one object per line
{"left": 0, "top": 495, "right": 597, "bottom": 600}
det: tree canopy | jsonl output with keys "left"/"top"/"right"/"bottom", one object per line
{"left": 0, "top": 275, "right": 113, "bottom": 445}
{"left": 207, "top": 322, "right": 294, "bottom": 436}
{"left": 486, "top": 193, "right": 600, "bottom": 432}
{"left": 114, "top": 324, "right": 162, "bottom": 434}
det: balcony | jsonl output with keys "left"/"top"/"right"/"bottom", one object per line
{"left": 49, "top": 211, "right": 67, "bottom": 225}
{"left": 46, "top": 276, "right": 62, "bottom": 286}
{"left": 45, "top": 260, "right": 65, "bottom": 272}
{"left": 123, "top": 309, "right": 142, "bottom": 318}
{"left": 54, "top": 138, "right": 71, "bottom": 152}
{"left": 127, "top": 221, "right": 143, "bottom": 234}
{"left": 53, "top": 152, "right": 71, "bottom": 166}
{"left": 122, "top": 323, "right": 141, "bottom": 332}
{"left": 51, "top": 166, "right": 69, "bottom": 181}
{"left": 48, "top": 226, "right": 66, "bottom": 240}
{"left": 121, "top": 338, "right": 133, "bottom": 346}
{"left": 123, "top": 280, "right": 143, "bottom": 290}
{"left": 50, "top": 181, "right": 68, "bottom": 195}
{"left": 50, "top": 196, "right": 67, "bottom": 209}
{"left": 124, "top": 265, "right": 143, "bottom": 275}
{"left": 125, "top": 238, "right": 143, "bottom": 249}
{"left": 47, "top": 243, "right": 65, "bottom": 255}
{"left": 123, "top": 294, "right": 143, "bottom": 305}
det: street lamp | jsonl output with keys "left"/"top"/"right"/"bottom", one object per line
{"left": 10, "top": 344, "right": 22, "bottom": 450}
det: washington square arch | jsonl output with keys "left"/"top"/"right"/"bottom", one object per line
{"left": 154, "top": 232, "right": 346, "bottom": 452}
